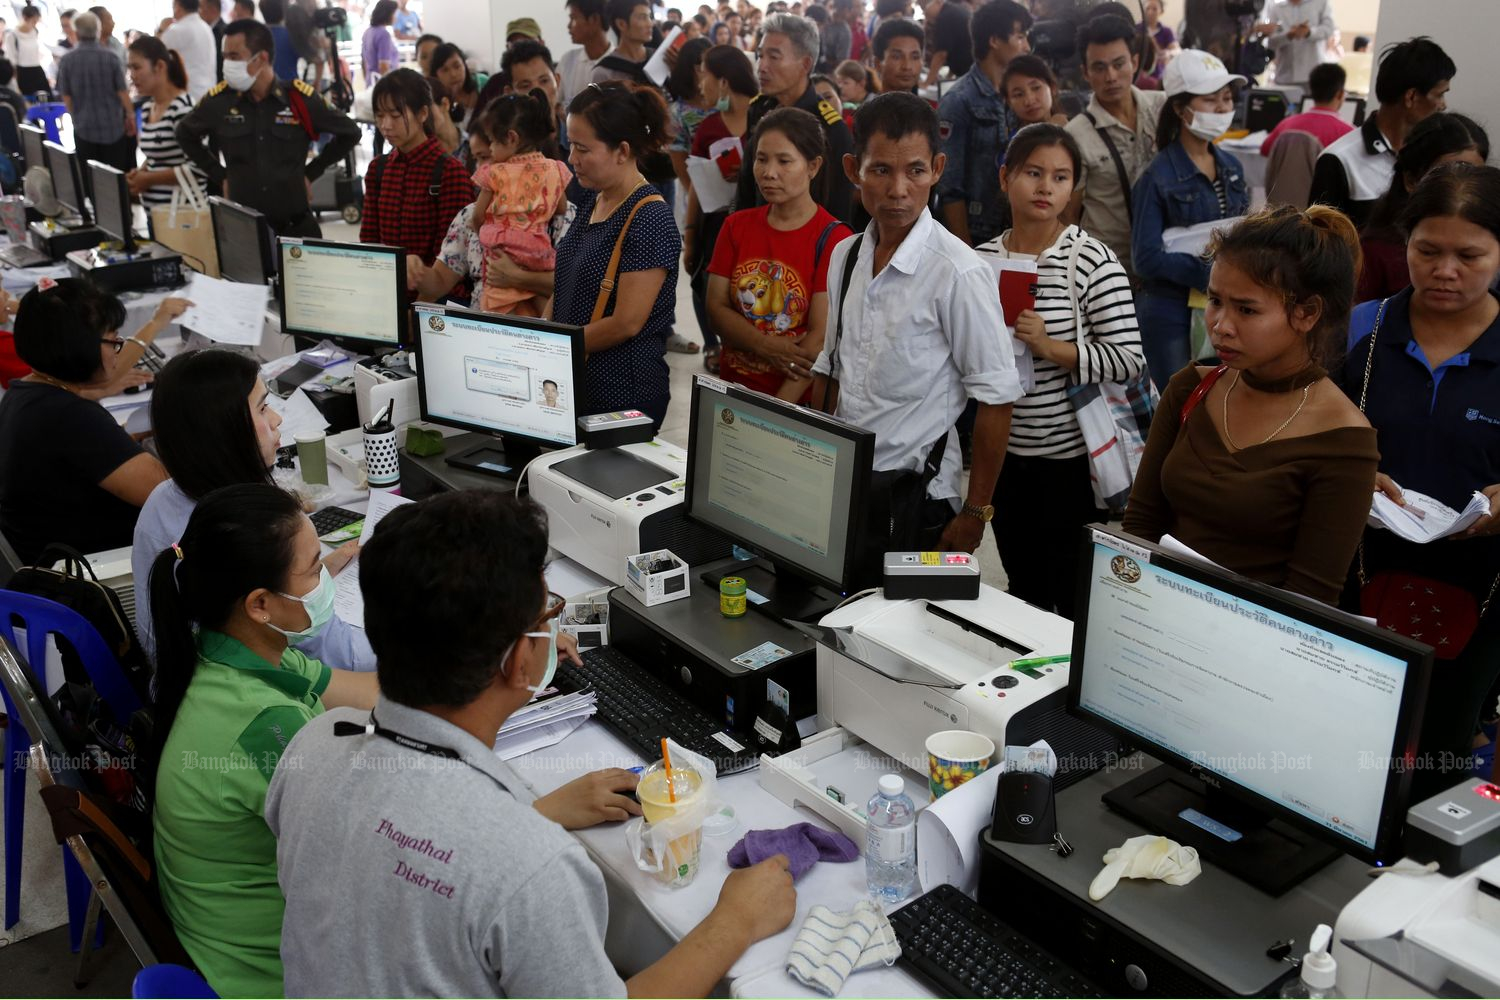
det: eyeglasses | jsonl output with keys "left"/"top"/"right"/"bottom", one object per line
{"left": 532, "top": 591, "right": 567, "bottom": 629}
{"left": 100, "top": 336, "right": 126, "bottom": 354}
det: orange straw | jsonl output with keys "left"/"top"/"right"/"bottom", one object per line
{"left": 660, "top": 737, "right": 677, "bottom": 803}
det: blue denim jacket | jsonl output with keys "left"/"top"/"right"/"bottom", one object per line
{"left": 936, "top": 67, "right": 1016, "bottom": 247}
{"left": 1130, "top": 139, "right": 1250, "bottom": 299}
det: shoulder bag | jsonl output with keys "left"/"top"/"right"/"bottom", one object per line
{"left": 590, "top": 193, "right": 666, "bottom": 323}
{"left": 1353, "top": 297, "right": 1498, "bottom": 658}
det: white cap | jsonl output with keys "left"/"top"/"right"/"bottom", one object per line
{"left": 1163, "top": 49, "right": 1248, "bottom": 98}
{"left": 1300, "top": 924, "right": 1337, "bottom": 991}
{"left": 879, "top": 774, "right": 905, "bottom": 797}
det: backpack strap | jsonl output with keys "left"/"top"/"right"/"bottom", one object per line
{"left": 596, "top": 54, "right": 658, "bottom": 88}
{"left": 1083, "top": 110, "right": 1134, "bottom": 225}
{"left": 817, "top": 233, "right": 864, "bottom": 412}
{"left": 429, "top": 152, "right": 449, "bottom": 198}
{"left": 1179, "top": 364, "right": 1229, "bottom": 425}
{"left": 591, "top": 193, "right": 665, "bottom": 324}
{"left": 812, "top": 219, "right": 844, "bottom": 273}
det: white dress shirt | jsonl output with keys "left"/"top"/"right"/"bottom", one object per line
{"left": 161, "top": 13, "right": 218, "bottom": 101}
{"left": 557, "top": 46, "right": 604, "bottom": 109}
{"left": 1267, "top": 0, "right": 1336, "bottom": 88}
{"left": 811, "top": 209, "right": 1024, "bottom": 501}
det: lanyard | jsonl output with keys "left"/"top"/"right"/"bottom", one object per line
{"left": 333, "top": 711, "right": 462, "bottom": 760}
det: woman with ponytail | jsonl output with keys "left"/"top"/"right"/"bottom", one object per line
{"left": 151, "top": 483, "right": 377, "bottom": 998}
{"left": 126, "top": 35, "right": 202, "bottom": 206}
{"left": 1124, "top": 204, "right": 1378, "bottom": 604}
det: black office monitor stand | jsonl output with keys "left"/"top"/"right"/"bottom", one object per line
{"left": 1102, "top": 765, "right": 1341, "bottom": 896}
{"left": 444, "top": 434, "right": 541, "bottom": 481}
{"left": 699, "top": 557, "right": 842, "bottom": 625}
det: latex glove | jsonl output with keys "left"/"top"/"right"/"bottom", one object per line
{"left": 1088, "top": 835, "right": 1201, "bottom": 901}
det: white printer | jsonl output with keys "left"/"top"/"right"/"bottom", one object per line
{"left": 1333, "top": 853, "right": 1500, "bottom": 997}
{"left": 806, "top": 585, "right": 1122, "bottom": 782}
{"left": 526, "top": 439, "right": 733, "bottom": 585}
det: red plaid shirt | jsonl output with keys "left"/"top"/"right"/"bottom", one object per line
{"left": 360, "top": 137, "right": 476, "bottom": 266}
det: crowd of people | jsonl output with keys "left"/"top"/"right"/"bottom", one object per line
{"left": 0, "top": 0, "right": 1497, "bottom": 996}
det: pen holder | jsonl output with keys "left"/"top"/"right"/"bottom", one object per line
{"left": 363, "top": 424, "right": 400, "bottom": 492}
{"left": 990, "top": 770, "right": 1057, "bottom": 845}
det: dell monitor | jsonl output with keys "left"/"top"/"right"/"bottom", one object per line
{"left": 19, "top": 123, "right": 44, "bottom": 172}
{"left": 413, "top": 302, "right": 586, "bottom": 479}
{"left": 43, "top": 141, "right": 89, "bottom": 226}
{"left": 211, "top": 197, "right": 277, "bottom": 284}
{"left": 1067, "top": 526, "right": 1433, "bottom": 896}
{"left": 684, "top": 376, "right": 874, "bottom": 622}
{"left": 277, "top": 238, "right": 406, "bottom": 351}
{"left": 86, "top": 161, "right": 134, "bottom": 252}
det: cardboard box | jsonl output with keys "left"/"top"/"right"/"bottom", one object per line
{"left": 623, "top": 549, "right": 689, "bottom": 607}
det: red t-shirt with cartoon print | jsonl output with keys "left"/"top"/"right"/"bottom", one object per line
{"left": 708, "top": 204, "right": 850, "bottom": 396}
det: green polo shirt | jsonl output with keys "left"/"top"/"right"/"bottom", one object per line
{"left": 153, "top": 630, "right": 331, "bottom": 998}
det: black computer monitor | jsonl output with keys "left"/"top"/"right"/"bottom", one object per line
{"left": 1067, "top": 526, "right": 1433, "bottom": 896}
{"left": 18, "top": 123, "right": 45, "bottom": 172}
{"left": 43, "top": 141, "right": 89, "bottom": 225}
{"left": 86, "top": 160, "right": 134, "bottom": 252}
{"left": 210, "top": 197, "right": 276, "bottom": 284}
{"left": 684, "top": 376, "right": 874, "bottom": 622}
{"left": 413, "top": 302, "right": 586, "bottom": 478}
{"left": 276, "top": 238, "right": 406, "bottom": 350}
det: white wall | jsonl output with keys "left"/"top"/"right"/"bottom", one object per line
{"left": 424, "top": 0, "right": 573, "bottom": 75}
{"left": 1371, "top": 0, "right": 1499, "bottom": 128}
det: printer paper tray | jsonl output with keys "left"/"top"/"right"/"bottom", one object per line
{"left": 758, "top": 726, "right": 927, "bottom": 848}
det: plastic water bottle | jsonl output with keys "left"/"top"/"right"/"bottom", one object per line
{"left": 865, "top": 774, "right": 918, "bottom": 903}
{"left": 1279, "top": 924, "right": 1340, "bottom": 999}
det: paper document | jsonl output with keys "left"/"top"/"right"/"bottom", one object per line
{"left": 686, "top": 155, "right": 737, "bottom": 214}
{"left": 330, "top": 492, "right": 414, "bottom": 628}
{"left": 494, "top": 687, "right": 598, "bottom": 759}
{"left": 266, "top": 388, "right": 329, "bottom": 447}
{"left": 177, "top": 272, "right": 271, "bottom": 346}
{"left": 1368, "top": 487, "right": 1491, "bottom": 543}
{"left": 643, "top": 26, "right": 682, "bottom": 86}
{"left": 1162, "top": 217, "right": 1245, "bottom": 257}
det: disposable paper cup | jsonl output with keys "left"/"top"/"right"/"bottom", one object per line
{"left": 926, "top": 729, "right": 995, "bottom": 800}
{"left": 636, "top": 761, "right": 704, "bottom": 888}
{"left": 294, "top": 432, "right": 328, "bottom": 486}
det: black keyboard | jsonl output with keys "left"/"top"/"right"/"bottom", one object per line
{"left": 310, "top": 505, "right": 364, "bottom": 538}
{"left": 0, "top": 243, "right": 50, "bottom": 268}
{"left": 556, "top": 646, "right": 761, "bottom": 775}
{"left": 891, "top": 884, "right": 1102, "bottom": 999}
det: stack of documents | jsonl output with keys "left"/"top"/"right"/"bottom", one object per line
{"left": 1368, "top": 488, "right": 1491, "bottom": 543}
{"left": 331, "top": 492, "right": 413, "bottom": 628}
{"left": 494, "top": 687, "right": 598, "bottom": 760}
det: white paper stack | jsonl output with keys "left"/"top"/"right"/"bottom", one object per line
{"left": 1368, "top": 487, "right": 1491, "bottom": 543}
{"left": 494, "top": 687, "right": 598, "bottom": 760}
{"left": 330, "top": 492, "right": 414, "bottom": 628}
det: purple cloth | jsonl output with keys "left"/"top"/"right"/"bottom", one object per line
{"left": 362, "top": 26, "right": 399, "bottom": 82}
{"left": 727, "top": 822, "right": 860, "bottom": 880}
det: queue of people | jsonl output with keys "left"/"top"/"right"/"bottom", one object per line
{"left": 0, "top": 4, "right": 1498, "bottom": 998}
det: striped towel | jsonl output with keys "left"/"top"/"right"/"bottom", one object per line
{"left": 786, "top": 901, "right": 902, "bottom": 996}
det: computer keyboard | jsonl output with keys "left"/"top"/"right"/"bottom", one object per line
{"left": 0, "top": 243, "right": 50, "bottom": 269}
{"left": 891, "top": 884, "right": 1102, "bottom": 999}
{"left": 556, "top": 646, "right": 762, "bottom": 775}
{"left": 309, "top": 505, "right": 364, "bottom": 538}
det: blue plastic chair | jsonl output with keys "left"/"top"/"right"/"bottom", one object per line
{"left": 0, "top": 589, "right": 143, "bottom": 949}
{"left": 132, "top": 964, "right": 219, "bottom": 999}
{"left": 23, "top": 102, "right": 66, "bottom": 144}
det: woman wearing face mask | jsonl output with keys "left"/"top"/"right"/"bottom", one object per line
{"left": 132, "top": 349, "right": 371, "bottom": 671}
{"left": 150, "top": 483, "right": 378, "bottom": 998}
{"left": 684, "top": 43, "right": 757, "bottom": 373}
{"left": 1131, "top": 50, "right": 1250, "bottom": 390}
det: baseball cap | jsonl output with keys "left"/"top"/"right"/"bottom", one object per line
{"left": 1163, "top": 49, "right": 1247, "bottom": 98}
{"left": 506, "top": 17, "right": 543, "bottom": 41}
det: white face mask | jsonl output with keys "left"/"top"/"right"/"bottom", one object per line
{"left": 223, "top": 57, "right": 257, "bottom": 92}
{"left": 1186, "top": 108, "right": 1234, "bottom": 142}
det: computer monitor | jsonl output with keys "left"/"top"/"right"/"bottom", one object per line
{"left": 86, "top": 160, "right": 134, "bottom": 252}
{"left": 684, "top": 376, "right": 874, "bottom": 622}
{"left": 18, "top": 123, "right": 44, "bottom": 172}
{"left": 1297, "top": 94, "right": 1366, "bottom": 125}
{"left": 413, "top": 302, "right": 586, "bottom": 478}
{"left": 210, "top": 197, "right": 276, "bottom": 284}
{"left": 1067, "top": 526, "right": 1433, "bottom": 896}
{"left": 43, "top": 141, "right": 89, "bottom": 225}
{"left": 277, "top": 238, "right": 406, "bottom": 350}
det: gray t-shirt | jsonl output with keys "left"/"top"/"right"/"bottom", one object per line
{"left": 265, "top": 696, "right": 628, "bottom": 998}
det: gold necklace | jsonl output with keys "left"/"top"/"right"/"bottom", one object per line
{"left": 595, "top": 176, "right": 646, "bottom": 221}
{"left": 1221, "top": 370, "right": 1311, "bottom": 450}
{"left": 25, "top": 372, "right": 76, "bottom": 393}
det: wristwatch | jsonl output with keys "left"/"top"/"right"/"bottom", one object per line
{"left": 960, "top": 503, "right": 995, "bottom": 523}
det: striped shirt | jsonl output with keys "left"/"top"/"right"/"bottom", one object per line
{"left": 138, "top": 94, "right": 204, "bottom": 208}
{"left": 977, "top": 225, "right": 1145, "bottom": 459}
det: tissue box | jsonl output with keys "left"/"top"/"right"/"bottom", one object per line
{"left": 623, "top": 549, "right": 689, "bottom": 607}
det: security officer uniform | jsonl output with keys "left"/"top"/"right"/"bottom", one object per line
{"left": 734, "top": 81, "right": 855, "bottom": 223}
{"left": 176, "top": 77, "right": 362, "bottom": 238}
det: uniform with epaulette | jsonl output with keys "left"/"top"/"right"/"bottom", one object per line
{"left": 733, "top": 81, "right": 856, "bottom": 224}
{"left": 176, "top": 77, "right": 362, "bottom": 238}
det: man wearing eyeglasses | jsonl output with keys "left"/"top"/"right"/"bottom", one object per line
{"left": 267, "top": 490, "right": 797, "bottom": 997}
{"left": 1063, "top": 14, "right": 1166, "bottom": 283}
